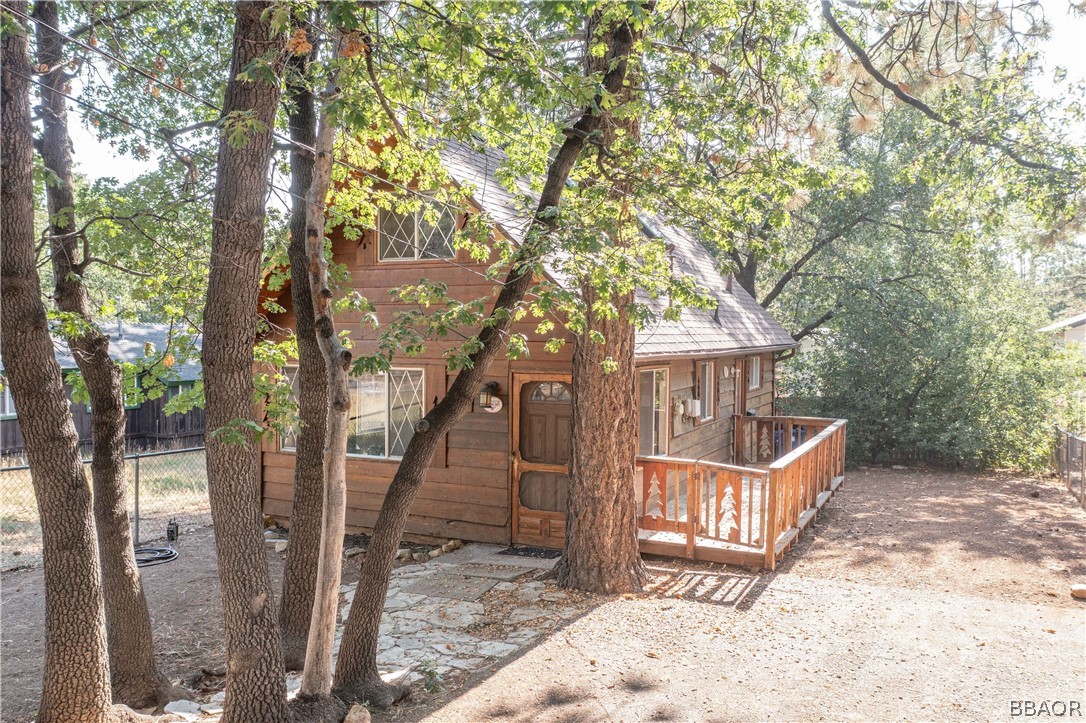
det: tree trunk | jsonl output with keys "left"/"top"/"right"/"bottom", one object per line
{"left": 0, "top": 5, "right": 135, "bottom": 721}
{"left": 555, "top": 287, "right": 647, "bottom": 592}
{"left": 332, "top": 10, "right": 645, "bottom": 706}
{"left": 278, "top": 31, "right": 328, "bottom": 674}
{"left": 554, "top": 15, "right": 648, "bottom": 593}
{"left": 33, "top": 1, "right": 170, "bottom": 707}
{"left": 201, "top": 4, "right": 287, "bottom": 721}
{"left": 294, "top": 30, "right": 349, "bottom": 718}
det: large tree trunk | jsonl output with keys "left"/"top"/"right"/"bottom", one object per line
{"left": 0, "top": 5, "right": 135, "bottom": 721}
{"left": 201, "top": 4, "right": 287, "bottom": 721}
{"left": 33, "top": 1, "right": 170, "bottom": 707}
{"left": 554, "top": 18, "right": 648, "bottom": 593}
{"left": 277, "top": 31, "right": 329, "bottom": 674}
{"left": 555, "top": 290, "right": 647, "bottom": 591}
{"left": 332, "top": 10, "right": 646, "bottom": 706}
{"left": 293, "top": 30, "right": 349, "bottom": 721}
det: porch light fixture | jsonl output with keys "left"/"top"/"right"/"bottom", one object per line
{"left": 478, "top": 381, "right": 502, "bottom": 413}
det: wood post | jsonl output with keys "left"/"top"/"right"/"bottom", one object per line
{"left": 764, "top": 467, "right": 779, "bottom": 570}
{"left": 686, "top": 466, "right": 698, "bottom": 559}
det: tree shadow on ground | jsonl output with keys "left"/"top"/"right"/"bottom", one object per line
{"left": 379, "top": 468, "right": 1086, "bottom": 722}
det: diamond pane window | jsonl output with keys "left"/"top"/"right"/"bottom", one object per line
{"left": 349, "top": 373, "right": 388, "bottom": 457}
{"left": 377, "top": 198, "right": 456, "bottom": 261}
{"left": 280, "top": 367, "right": 300, "bottom": 451}
{"left": 346, "top": 368, "right": 425, "bottom": 458}
{"left": 388, "top": 369, "right": 425, "bottom": 456}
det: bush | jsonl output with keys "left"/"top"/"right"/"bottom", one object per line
{"left": 780, "top": 262, "right": 1086, "bottom": 471}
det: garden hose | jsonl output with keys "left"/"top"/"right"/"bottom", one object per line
{"left": 134, "top": 546, "right": 179, "bottom": 567}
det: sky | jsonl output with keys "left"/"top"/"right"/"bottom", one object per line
{"left": 66, "top": 0, "right": 1086, "bottom": 185}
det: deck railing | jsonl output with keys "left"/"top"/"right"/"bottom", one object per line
{"left": 636, "top": 416, "right": 846, "bottom": 569}
{"left": 736, "top": 415, "right": 837, "bottom": 467}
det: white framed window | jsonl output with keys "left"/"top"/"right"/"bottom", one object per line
{"left": 638, "top": 368, "right": 669, "bottom": 456}
{"left": 747, "top": 355, "right": 762, "bottom": 391}
{"left": 377, "top": 198, "right": 457, "bottom": 262}
{"left": 280, "top": 367, "right": 300, "bottom": 451}
{"left": 348, "top": 368, "right": 425, "bottom": 458}
{"left": 169, "top": 381, "right": 195, "bottom": 399}
{"left": 0, "top": 378, "right": 15, "bottom": 419}
{"left": 85, "top": 376, "right": 141, "bottom": 413}
{"left": 699, "top": 360, "right": 715, "bottom": 421}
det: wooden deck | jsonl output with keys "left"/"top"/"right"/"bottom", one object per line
{"left": 636, "top": 416, "right": 847, "bottom": 569}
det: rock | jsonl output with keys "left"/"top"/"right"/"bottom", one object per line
{"left": 345, "top": 704, "right": 372, "bottom": 723}
{"left": 412, "top": 552, "right": 429, "bottom": 562}
{"left": 381, "top": 668, "right": 413, "bottom": 686}
{"left": 396, "top": 548, "right": 412, "bottom": 560}
{"left": 1071, "top": 584, "right": 1086, "bottom": 600}
{"left": 344, "top": 547, "right": 365, "bottom": 558}
{"left": 164, "top": 700, "right": 203, "bottom": 717}
{"left": 448, "top": 657, "right": 486, "bottom": 670}
{"left": 541, "top": 591, "right": 567, "bottom": 602}
{"left": 476, "top": 640, "right": 517, "bottom": 658}
{"left": 443, "top": 539, "right": 463, "bottom": 552}
{"left": 493, "top": 581, "right": 516, "bottom": 591}
{"left": 518, "top": 587, "right": 543, "bottom": 602}
{"left": 428, "top": 548, "right": 444, "bottom": 559}
{"left": 210, "top": 691, "right": 226, "bottom": 705}
{"left": 274, "top": 540, "right": 288, "bottom": 553}
{"left": 890, "top": 464, "right": 908, "bottom": 470}
{"left": 200, "top": 702, "right": 225, "bottom": 715}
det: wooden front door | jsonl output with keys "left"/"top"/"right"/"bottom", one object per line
{"left": 511, "top": 374, "right": 572, "bottom": 548}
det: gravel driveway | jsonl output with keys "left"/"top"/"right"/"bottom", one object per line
{"left": 411, "top": 469, "right": 1086, "bottom": 722}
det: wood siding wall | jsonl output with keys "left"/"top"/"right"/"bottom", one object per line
{"left": 259, "top": 224, "right": 574, "bottom": 544}
{"left": 259, "top": 224, "right": 781, "bottom": 545}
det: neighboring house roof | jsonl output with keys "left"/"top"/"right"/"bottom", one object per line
{"left": 1, "top": 322, "right": 202, "bottom": 382}
{"left": 438, "top": 139, "right": 798, "bottom": 358}
{"left": 1039, "top": 310, "right": 1086, "bottom": 333}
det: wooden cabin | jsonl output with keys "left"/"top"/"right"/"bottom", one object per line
{"left": 260, "top": 141, "right": 847, "bottom": 570}
{"left": 0, "top": 323, "right": 205, "bottom": 457}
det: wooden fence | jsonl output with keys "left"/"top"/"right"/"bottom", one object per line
{"left": 1056, "top": 428, "right": 1086, "bottom": 510}
{"left": 637, "top": 416, "right": 846, "bottom": 569}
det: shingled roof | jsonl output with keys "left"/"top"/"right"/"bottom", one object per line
{"left": 438, "top": 139, "right": 797, "bottom": 358}
{"left": 1, "top": 322, "right": 202, "bottom": 382}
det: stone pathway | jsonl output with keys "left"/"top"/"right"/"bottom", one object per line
{"left": 165, "top": 543, "right": 587, "bottom": 720}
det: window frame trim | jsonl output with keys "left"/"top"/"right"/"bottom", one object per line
{"left": 0, "top": 379, "right": 15, "bottom": 420}
{"left": 638, "top": 366, "right": 670, "bottom": 457}
{"left": 376, "top": 199, "right": 458, "bottom": 264}
{"left": 345, "top": 366, "right": 426, "bottom": 460}
{"left": 747, "top": 355, "right": 762, "bottom": 391}
{"left": 699, "top": 360, "right": 715, "bottom": 422}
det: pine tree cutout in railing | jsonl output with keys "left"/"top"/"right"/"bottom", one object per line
{"left": 718, "top": 483, "right": 738, "bottom": 541}
{"left": 644, "top": 470, "right": 664, "bottom": 520}
{"left": 758, "top": 424, "right": 773, "bottom": 461}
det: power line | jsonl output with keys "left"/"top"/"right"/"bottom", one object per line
{"left": 9, "top": 4, "right": 485, "bottom": 215}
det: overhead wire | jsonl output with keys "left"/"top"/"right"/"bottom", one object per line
{"left": 13, "top": 5, "right": 687, "bottom": 340}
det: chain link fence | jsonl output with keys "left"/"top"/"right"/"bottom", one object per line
{"left": 0, "top": 446, "right": 209, "bottom": 570}
{"left": 1055, "top": 428, "right": 1085, "bottom": 511}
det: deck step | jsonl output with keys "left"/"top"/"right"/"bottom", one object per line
{"left": 830, "top": 475, "right": 844, "bottom": 492}
{"left": 797, "top": 508, "right": 816, "bottom": 531}
{"left": 815, "top": 490, "right": 833, "bottom": 509}
{"left": 774, "top": 527, "right": 798, "bottom": 556}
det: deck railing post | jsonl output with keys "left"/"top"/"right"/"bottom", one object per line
{"left": 686, "top": 466, "right": 698, "bottom": 559}
{"left": 764, "top": 467, "right": 779, "bottom": 570}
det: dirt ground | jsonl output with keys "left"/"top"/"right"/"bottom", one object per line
{"left": 2, "top": 468, "right": 1084, "bottom": 721}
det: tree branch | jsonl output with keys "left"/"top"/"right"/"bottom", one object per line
{"left": 792, "top": 307, "right": 837, "bottom": 342}
{"left": 821, "top": 0, "right": 1068, "bottom": 175}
